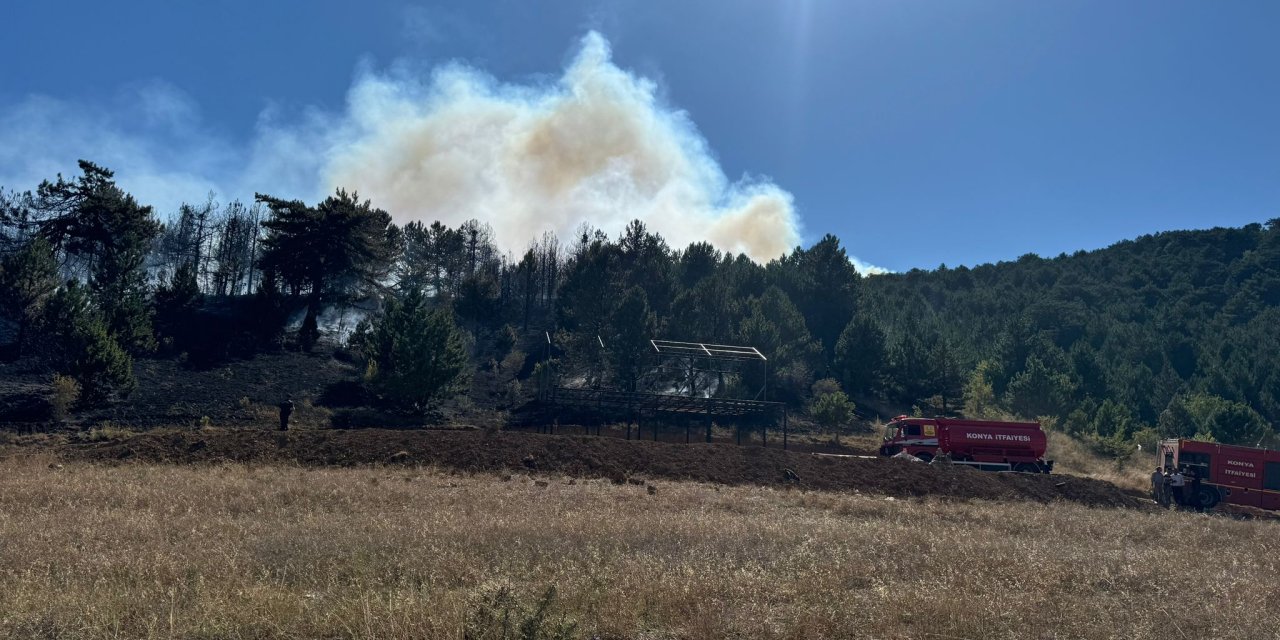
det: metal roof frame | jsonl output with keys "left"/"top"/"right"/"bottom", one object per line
{"left": 650, "top": 339, "right": 767, "bottom": 363}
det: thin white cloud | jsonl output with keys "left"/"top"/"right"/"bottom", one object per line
{"left": 0, "top": 80, "right": 232, "bottom": 213}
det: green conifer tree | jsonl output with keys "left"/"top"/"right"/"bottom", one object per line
{"left": 39, "top": 281, "right": 134, "bottom": 402}
{"left": 355, "top": 288, "right": 469, "bottom": 410}
{"left": 0, "top": 236, "right": 59, "bottom": 354}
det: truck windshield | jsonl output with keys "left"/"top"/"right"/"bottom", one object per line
{"left": 884, "top": 424, "right": 900, "bottom": 440}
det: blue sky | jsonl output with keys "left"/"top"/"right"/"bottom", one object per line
{"left": 2, "top": 0, "right": 1277, "bottom": 272}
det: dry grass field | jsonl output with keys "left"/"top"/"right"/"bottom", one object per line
{"left": 0, "top": 457, "right": 1275, "bottom": 639}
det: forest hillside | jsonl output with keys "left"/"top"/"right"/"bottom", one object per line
{"left": 1, "top": 162, "right": 1277, "bottom": 456}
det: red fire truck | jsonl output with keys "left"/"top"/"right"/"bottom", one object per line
{"left": 879, "top": 416, "right": 1054, "bottom": 473}
{"left": 1156, "top": 439, "right": 1280, "bottom": 510}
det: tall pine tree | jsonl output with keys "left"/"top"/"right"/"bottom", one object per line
{"left": 257, "top": 189, "right": 397, "bottom": 350}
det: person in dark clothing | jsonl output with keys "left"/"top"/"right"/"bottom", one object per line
{"left": 1188, "top": 468, "right": 1204, "bottom": 512}
{"left": 1151, "top": 467, "right": 1165, "bottom": 505}
{"left": 278, "top": 398, "right": 294, "bottom": 431}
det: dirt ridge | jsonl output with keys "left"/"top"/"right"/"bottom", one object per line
{"left": 50, "top": 428, "right": 1149, "bottom": 509}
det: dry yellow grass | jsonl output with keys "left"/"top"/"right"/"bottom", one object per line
{"left": 1045, "top": 430, "right": 1150, "bottom": 491}
{"left": 0, "top": 457, "right": 1275, "bottom": 639}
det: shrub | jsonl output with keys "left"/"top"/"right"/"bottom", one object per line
{"left": 810, "top": 377, "right": 841, "bottom": 398}
{"left": 809, "top": 380, "right": 855, "bottom": 444}
{"left": 50, "top": 375, "right": 81, "bottom": 422}
{"left": 84, "top": 424, "right": 136, "bottom": 442}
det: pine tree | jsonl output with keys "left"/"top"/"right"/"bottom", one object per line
{"left": 257, "top": 189, "right": 397, "bottom": 349}
{"left": 354, "top": 288, "right": 469, "bottom": 410}
{"left": 32, "top": 161, "right": 160, "bottom": 353}
{"left": 455, "top": 274, "right": 500, "bottom": 336}
{"left": 834, "top": 312, "right": 887, "bottom": 397}
{"left": 737, "top": 286, "right": 820, "bottom": 404}
{"left": 607, "top": 286, "right": 656, "bottom": 392}
{"left": 962, "top": 360, "right": 999, "bottom": 419}
{"left": 38, "top": 281, "right": 134, "bottom": 402}
{"left": 1005, "top": 355, "right": 1076, "bottom": 420}
{"left": 0, "top": 235, "right": 58, "bottom": 354}
{"left": 770, "top": 234, "right": 862, "bottom": 369}
{"left": 929, "top": 337, "right": 965, "bottom": 413}
{"left": 153, "top": 261, "right": 201, "bottom": 351}
{"left": 887, "top": 314, "right": 937, "bottom": 404}
{"left": 556, "top": 237, "right": 616, "bottom": 387}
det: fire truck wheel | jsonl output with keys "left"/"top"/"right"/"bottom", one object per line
{"left": 914, "top": 452, "right": 934, "bottom": 463}
{"left": 1013, "top": 462, "right": 1039, "bottom": 474}
{"left": 1194, "top": 486, "right": 1220, "bottom": 509}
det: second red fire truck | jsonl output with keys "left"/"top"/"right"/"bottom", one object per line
{"left": 879, "top": 415, "right": 1054, "bottom": 473}
{"left": 1156, "top": 438, "right": 1280, "bottom": 511}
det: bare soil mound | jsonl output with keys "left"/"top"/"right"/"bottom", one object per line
{"left": 54, "top": 428, "right": 1148, "bottom": 509}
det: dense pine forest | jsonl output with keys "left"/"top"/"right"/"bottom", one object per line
{"left": 1, "top": 161, "right": 1277, "bottom": 453}
{"left": 864, "top": 223, "right": 1280, "bottom": 453}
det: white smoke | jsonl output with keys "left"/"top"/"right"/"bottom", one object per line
{"left": 0, "top": 32, "right": 893, "bottom": 269}
{"left": 312, "top": 32, "right": 801, "bottom": 260}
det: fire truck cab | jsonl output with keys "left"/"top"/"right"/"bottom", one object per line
{"left": 1157, "top": 439, "right": 1280, "bottom": 511}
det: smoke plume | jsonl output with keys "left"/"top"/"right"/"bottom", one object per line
{"left": 316, "top": 32, "right": 802, "bottom": 260}
{"left": 1, "top": 32, "right": 817, "bottom": 263}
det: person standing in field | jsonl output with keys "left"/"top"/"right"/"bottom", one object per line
{"left": 1151, "top": 467, "right": 1165, "bottom": 505}
{"left": 278, "top": 398, "right": 294, "bottom": 431}
{"left": 1170, "top": 467, "right": 1187, "bottom": 508}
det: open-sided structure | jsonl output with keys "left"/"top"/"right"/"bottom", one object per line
{"left": 542, "top": 337, "right": 788, "bottom": 447}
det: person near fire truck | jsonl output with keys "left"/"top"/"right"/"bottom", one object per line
{"left": 1160, "top": 468, "right": 1173, "bottom": 507}
{"left": 1188, "top": 468, "right": 1204, "bottom": 512}
{"left": 1170, "top": 467, "right": 1187, "bottom": 507}
{"left": 1151, "top": 467, "right": 1166, "bottom": 505}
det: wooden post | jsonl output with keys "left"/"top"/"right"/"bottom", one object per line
{"left": 783, "top": 409, "right": 789, "bottom": 451}
{"left": 706, "top": 398, "right": 714, "bottom": 443}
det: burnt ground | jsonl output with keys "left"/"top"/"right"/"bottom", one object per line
{"left": 36, "top": 427, "right": 1151, "bottom": 510}
{"left": 87, "top": 350, "right": 360, "bottom": 427}
{"left": 0, "top": 349, "right": 363, "bottom": 429}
